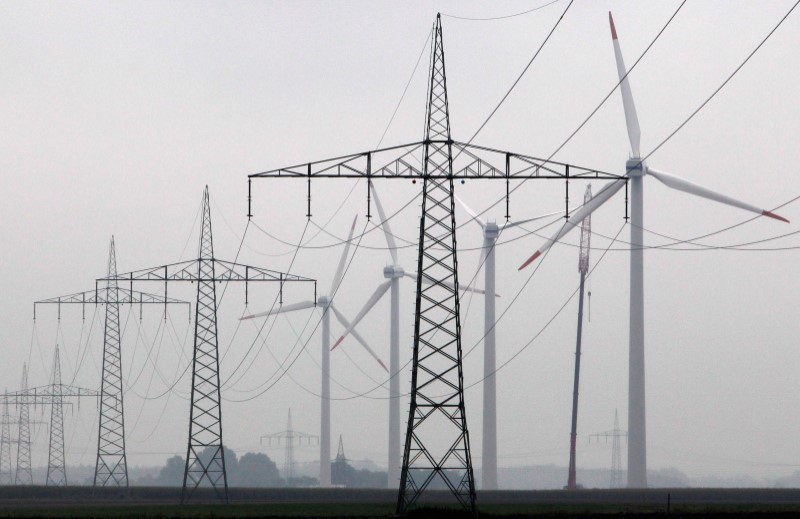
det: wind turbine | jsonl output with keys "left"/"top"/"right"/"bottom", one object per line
{"left": 519, "top": 12, "right": 788, "bottom": 488}
{"left": 455, "top": 195, "right": 557, "bottom": 490}
{"left": 330, "top": 181, "right": 486, "bottom": 488}
{"left": 242, "top": 215, "right": 387, "bottom": 487}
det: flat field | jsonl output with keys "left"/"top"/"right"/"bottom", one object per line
{"left": 1, "top": 487, "right": 800, "bottom": 517}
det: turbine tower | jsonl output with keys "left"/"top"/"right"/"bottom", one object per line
{"left": 455, "top": 196, "right": 555, "bottom": 490}
{"left": 567, "top": 185, "right": 592, "bottom": 491}
{"left": 519, "top": 13, "right": 788, "bottom": 488}
{"left": 243, "top": 215, "right": 386, "bottom": 487}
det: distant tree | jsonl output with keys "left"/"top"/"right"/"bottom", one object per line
{"left": 232, "top": 452, "right": 283, "bottom": 487}
{"left": 156, "top": 455, "right": 185, "bottom": 486}
{"left": 332, "top": 457, "right": 387, "bottom": 488}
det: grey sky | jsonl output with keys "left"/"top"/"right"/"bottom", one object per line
{"left": 2, "top": 1, "right": 799, "bottom": 483}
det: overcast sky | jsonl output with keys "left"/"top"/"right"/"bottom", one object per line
{"left": 2, "top": 0, "right": 800, "bottom": 485}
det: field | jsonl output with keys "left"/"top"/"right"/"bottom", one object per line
{"left": 1, "top": 487, "right": 800, "bottom": 517}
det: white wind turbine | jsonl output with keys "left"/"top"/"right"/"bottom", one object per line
{"left": 455, "top": 195, "right": 558, "bottom": 490}
{"left": 242, "top": 215, "right": 387, "bottom": 488}
{"left": 519, "top": 12, "right": 788, "bottom": 488}
{"left": 330, "top": 181, "right": 486, "bottom": 488}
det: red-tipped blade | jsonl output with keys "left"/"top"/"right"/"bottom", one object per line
{"left": 609, "top": 12, "right": 618, "bottom": 40}
{"left": 518, "top": 251, "right": 541, "bottom": 271}
{"left": 331, "top": 336, "right": 345, "bottom": 351}
{"left": 763, "top": 210, "right": 789, "bottom": 223}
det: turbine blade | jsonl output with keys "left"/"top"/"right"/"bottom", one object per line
{"left": 454, "top": 194, "right": 486, "bottom": 229}
{"left": 370, "top": 182, "right": 399, "bottom": 265}
{"left": 647, "top": 167, "right": 789, "bottom": 223}
{"left": 330, "top": 214, "right": 358, "bottom": 295}
{"left": 240, "top": 300, "right": 316, "bottom": 320}
{"left": 500, "top": 210, "right": 562, "bottom": 231}
{"left": 519, "top": 179, "right": 626, "bottom": 270}
{"left": 404, "top": 271, "right": 492, "bottom": 296}
{"left": 610, "top": 12, "right": 641, "bottom": 157}
{"left": 331, "top": 280, "right": 392, "bottom": 350}
{"left": 329, "top": 305, "right": 389, "bottom": 373}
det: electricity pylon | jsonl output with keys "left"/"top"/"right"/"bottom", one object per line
{"left": 35, "top": 238, "right": 189, "bottom": 488}
{"left": 248, "top": 14, "right": 622, "bottom": 516}
{"left": 0, "top": 394, "right": 18, "bottom": 485}
{"left": 260, "top": 409, "right": 318, "bottom": 482}
{"left": 100, "top": 187, "right": 316, "bottom": 503}
{"left": 590, "top": 409, "right": 628, "bottom": 488}
{"left": 2, "top": 349, "right": 99, "bottom": 486}
{"left": 15, "top": 365, "right": 32, "bottom": 485}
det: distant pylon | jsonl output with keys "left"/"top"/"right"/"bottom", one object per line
{"left": 15, "top": 365, "right": 32, "bottom": 485}
{"left": 47, "top": 347, "right": 67, "bottom": 486}
{"left": 183, "top": 187, "right": 227, "bottom": 501}
{"left": 397, "top": 14, "right": 477, "bottom": 516}
{"left": 94, "top": 237, "right": 128, "bottom": 487}
{"left": 335, "top": 435, "right": 346, "bottom": 463}
{"left": 611, "top": 410, "right": 623, "bottom": 488}
{"left": 286, "top": 410, "right": 295, "bottom": 480}
{"left": 589, "top": 409, "right": 627, "bottom": 489}
{"left": 0, "top": 394, "right": 15, "bottom": 485}
{"left": 260, "top": 409, "right": 317, "bottom": 483}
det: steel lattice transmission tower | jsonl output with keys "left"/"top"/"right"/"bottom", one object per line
{"left": 46, "top": 346, "right": 67, "bottom": 486}
{"left": 184, "top": 187, "right": 226, "bottom": 500}
{"left": 95, "top": 237, "right": 127, "bottom": 487}
{"left": 34, "top": 238, "right": 189, "bottom": 488}
{"left": 248, "top": 13, "right": 622, "bottom": 515}
{"left": 261, "top": 409, "right": 318, "bottom": 482}
{"left": 1, "top": 358, "right": 96, "bottom": 486}
{"left": 0, "top": 395, "right": 17, "bottom": 485}
{"left": 15, "top": 365, "right": 32, "bottom": 485}
{"left": 590, "top": 409, "right": 627, "bottom": 489}
{"left": 397, "top": 15, "right": 476, "bottom": 515}
{"left": 100, "top": 187, "right": 315, "bottom": 503}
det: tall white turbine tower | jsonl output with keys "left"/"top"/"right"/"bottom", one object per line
{"left": 331, "top": 182, "right": 486, "bottom": 487}
{"left": 456, "top": 195, "right": 556, "bottom": 490}
{"left": 519, "top": 12, "right": 788, "bottom": 488}
{"left": 243, "top": 215, "right": 387, "bottom": 487}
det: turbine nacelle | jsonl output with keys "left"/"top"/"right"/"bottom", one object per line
{"left": 317, "top": 295, "right": 331, "bottom": 307}
{"left": 484, "top": 222, "right": 500, "bottom": 240}
{"left": 626, "top": 158, "right": 645, "bottom": 177}
{"left": 383, "top": 265, "right": 405, "bottom": 279}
